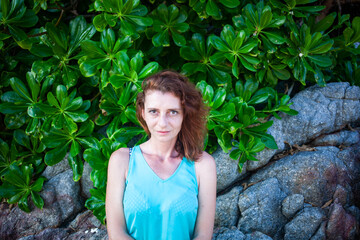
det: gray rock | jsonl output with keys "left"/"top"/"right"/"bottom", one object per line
{"left": 249, "top": 147, "right": 352, "bottom": 207}
{"left": 282, "top": 194, "right": 304, "bottom": 219}
{"left": 337, "top": 143, "right": 360, "bottom": 181}
{"left": 237, "top": 178, "right": 287, "bottom": 237}
{"left": 284, "top": 207, "right": 325, "bottom": 240}
{"left": 245, "top": 231, "right": 273, "bottom": 240}
{"left": 42, "top": 153, "right": 71, "bottom": 179}
{"left": 67, "top": 228, "right": 108, "bottom": 240}
{"left": 215, "top": 186, "right": 242, "bottom": 228}
{"left": 310, "top": 221, "right": 327, "bottom": 240}
{"left": 81, "top": 161, "right": 94, "bottom": 199}
{"left": 347, "top": 205, "right": 360, "bottom": 224}
{"left": 248, "top": 82, "right": 360, "bottom": 171}
{"left": 0, "top": 170, "right": 84, "bottom": 239}
{"left": 311, "top": 130, "right": 360, "bottom": 147}
{"left": 213, "top": 227, "right": 246, "bottom": 240}
{"left": 333, "top": 184, "right": 351, "bottom": 206}
{"left": 326, "top": 201, "right": 358, "bottom": 240}
{"left": 214, "top": 148, "right": 247, "bottom": 191}
{"left": 47, "top": 169, "right": 84, "bottom": 221}
{"left": 18, "top": 228, "right": 70, "bottom": 240}
{"left": 68, "top": 210, "right": 103, "bottom": 231}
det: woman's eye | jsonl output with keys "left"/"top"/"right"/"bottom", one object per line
{"left": 170, "top": 110, "right": 178, "bottom": 115}
{"left": 149, "top": 110, "right": 157, "bottom": 114}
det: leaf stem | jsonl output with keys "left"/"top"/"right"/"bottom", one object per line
{"left": 56, "top": 9, "right": 65, "bottom": 27}
{"left": 90, "top": 92, "right": 101, "bottom": 102}
{"left": 28, "top": 32, "right": 47, "bottom": 38}
{"left": 0, "top": 132, "right": 13, "bottom": 136}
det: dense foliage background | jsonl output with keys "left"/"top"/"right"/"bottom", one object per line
{"left": 0, "top": 0, "right": 359, "bottom": 224}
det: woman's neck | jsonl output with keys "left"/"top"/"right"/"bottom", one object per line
{"left": 141, "top": 137, "right": 179, "bottom": 161}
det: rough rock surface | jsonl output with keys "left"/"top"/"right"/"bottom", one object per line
{"left": 213, "top": 148, "right": 247, "bottom": 191}
{"left": 245, "top": 231, "right": 273, "bottom": 240}
{"left": 284, "top": 207, "right": 325, "bottom": 240}
{"left": 326, "top": 201, "right": 359, "bottom": 240}
{"left": 215, "top": 186, "right": 242, "bottom": 228}
{"left": 249, "top": 147, "right": 352, "bottom": 207}
{"left": 311, "top": 130, "right": 360, "bottom": 147}
{"left": 237, "top": 178, "right": 287, "bottom": 238}
{"left": 310, "top": 221, "right": 327, "bottom": 240}
{"left": 212, "top": 227, "right": 246, "bottom": 240}
{"left": 67, "top": 228, "right": 108, "bottom": 240}
{"left": 41, "top": 154, "right": 70, "bottom": 179}
{"left": 282, "top": 194, "right": 304, "bottom": 219}
{"left": 0, "top": 170, "right": 84, "bottom": 239}
{"left": 68, "top": 210, "right": 104, "bottom": 231}
{"left": 81, "top": 161, "right": 94, "bottom": 199}
{"left": 248, "top": 82, "right": 360, "bottom": 171}
{"left": 18, "top": 228, "right": 70, "bottom": 240}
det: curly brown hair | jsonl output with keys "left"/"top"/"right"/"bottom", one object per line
{"left": 136, "top": 70, "right": 208, "bottom": 161}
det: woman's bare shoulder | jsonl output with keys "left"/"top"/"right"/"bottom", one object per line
{"left": 108, "top": 148, "right": 130, "bottom": 172}
{"left": 195, "top": 151, "right": 216, "bottom": 172}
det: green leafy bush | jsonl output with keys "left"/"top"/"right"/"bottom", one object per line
{"left": 0, "top": 0, "right": 359, "bottom": 223}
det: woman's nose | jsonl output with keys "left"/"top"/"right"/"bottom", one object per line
{"left": 158, "top": 113, "right": 168, "bottom": 127}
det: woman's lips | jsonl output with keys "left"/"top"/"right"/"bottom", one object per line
{"left": 157, "top": 131, "right": 170, "bottom": 134}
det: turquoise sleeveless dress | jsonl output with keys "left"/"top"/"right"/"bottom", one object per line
{"left": 123, "top": 145, "right": 199, "bottom": 240}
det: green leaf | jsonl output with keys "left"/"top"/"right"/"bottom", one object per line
{"left": 77, "top": 137, "right": 100, "bottom": 150}
{"left": 77, "top": 120, "right": 95, "bottom": 136}
{"left": 10, "top": 77, "right": 32, "bottom": 103}
{"left": 313, "top": 12, "right": 336, "bottom": 33}
{"left": 180, "top": 46, "right": 202, "bottom": 61}
{"left": 309, "top": 40, "right": 333, "bottom": 54}
{"left": 44, "top": 143, "right": 69, "bottom": 166}
{"left": 8, "top": 25, "right": 32, "bottom": 50}
{"left": 31, "top": 191, "right": 44, "bottom": 209}
{"left": 138, "top": 62, "right": 159, "bottom": 79}
{"left": 68, "top": 155, "right": 83, "bottom": 182}
{"left": 47, "top": 92, "right": 60, "bottom": 108}
{"left": 220, "top": 0, "right": 240, "bottom": 8}
{"left": 14, "top": 129, "right": 30, "bottom": 149}
{"left": 206, "top": 0, "right": 221, "bottom": 18}
{"left": 127, "top": 15, "right": 153, "bottom": 26}
{"left": 210, "top": 102, "right": 236, "bottom": 122}
{"left": 263, "top": 31, "right": 286, "bottom": 45}
{"left": 273, "top": 68, "right": 291, "bottom": 80}
{"left": 18, "top": 194, "right": 31, "bottom": 212}
{"left": 93, "top": 14, "right": 107, "bottom": 32}
{"left": 70, "top": 140, "right": 81, "bottom": 157}
{"left": 307, "top": 55, "right": 332, "bottom": 67}
{"left": 85, "top": 187, "right": 106, "bottom": 224}
{"left": 210, "top": 35, "right": 230, "bottom": 52}
{"left": 212, "top": 88, "right": 226, "bottom": 110}
{"left": 31, "top": 177, "right": 46, "bottom": 192}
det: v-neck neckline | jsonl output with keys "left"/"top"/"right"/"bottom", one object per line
{"left": 137, "top": 145, "right": 184, "bottom": 182}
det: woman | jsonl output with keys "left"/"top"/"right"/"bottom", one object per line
{"left": 106, "top": 70, "right": 217, "bottom": 240}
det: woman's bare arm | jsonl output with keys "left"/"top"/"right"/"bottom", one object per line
{"left": 193, "top": 152, "right": 217, "bottom": 240}
{"left": 105, "top": 148, "right": 134, "bottom": 240}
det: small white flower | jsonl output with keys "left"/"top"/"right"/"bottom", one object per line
{"left": 289, "top": 11, "right": 293, "bottom": 15}
{"left": 299, "top": 53, "right": 303, "bottom": 57}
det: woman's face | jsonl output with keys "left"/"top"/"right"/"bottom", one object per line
{"left": 142, "top": 90, "right": 183, "bottom": 143}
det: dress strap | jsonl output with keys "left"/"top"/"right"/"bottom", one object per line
{"left": 125, "top": 147, "right": 134, "bottom": 184}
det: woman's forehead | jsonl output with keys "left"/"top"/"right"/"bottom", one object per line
{"left": 144, "top": 90, "right": 182, "bottom": 108}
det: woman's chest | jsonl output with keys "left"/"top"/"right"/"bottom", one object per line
{"left": 123, "top": 179, "right": 198, "bottom": 215}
